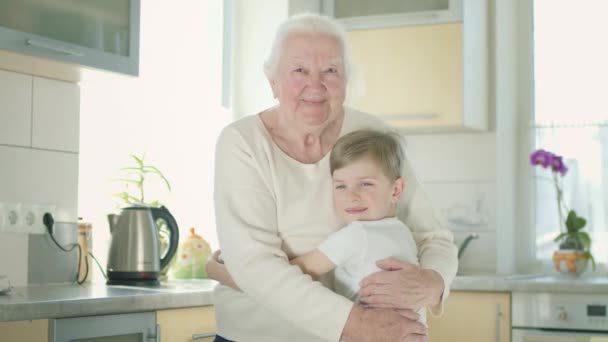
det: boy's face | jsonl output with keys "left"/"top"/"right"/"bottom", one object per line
{"left": 332, "top": 157, "right": 404, "bottom": 224}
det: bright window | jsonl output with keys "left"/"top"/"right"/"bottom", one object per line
{"left": 78, "top": 1, "right": 230, "bottom": 281}
{"left": 533, "top": 0, "right": 608, "bottom": 265}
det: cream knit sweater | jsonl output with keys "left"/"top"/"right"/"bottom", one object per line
{"left": 213, "top": 108, "right": 458, "bottom": 342}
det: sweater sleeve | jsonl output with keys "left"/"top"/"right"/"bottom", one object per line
{"left": 397, "top": 151, "right": 459, "bottom": 316}
{"left": 213, "top": 126, "right": 354, "bottom": 341}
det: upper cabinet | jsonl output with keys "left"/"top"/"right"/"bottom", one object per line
{"left": 323, "top": 0, "right": 489, "bottom": 132}
{"left": 322, "top": 0, "right": 462, "bottom": 29}
{"left": 0, "top": 0, "right": 140, "bottom": 77}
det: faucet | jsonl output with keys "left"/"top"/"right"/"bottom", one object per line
{"left": 457, "top": 233, "right": 479, "bottom": 259}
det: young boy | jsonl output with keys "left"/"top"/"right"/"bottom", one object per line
{"left": 289, "top": 129, "right": 424, "bottom": 323}
{"left": 207, "top": 129, "right": 424, "bottom": 322}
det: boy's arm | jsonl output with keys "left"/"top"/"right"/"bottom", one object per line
{"left": 290, "top": 249, "right": 337, "bottom": 280}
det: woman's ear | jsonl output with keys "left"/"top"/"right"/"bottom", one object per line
{"left": 391, "top": 177, "right": 405, "bottom": 204}
{"left": 268, "top": 77, "right": 278, "bottom": 99}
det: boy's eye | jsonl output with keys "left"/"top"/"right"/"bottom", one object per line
{"left": 294, "top": 68, "right": 304, "bottom": 73}
{"left": 325, "top": 67, "right": 338, "bottom": 73}
{"left": 334, "top": 184, "right": 346, "bottom": 190}
{"left": 361, "top": 182, "right": 374, "bottom": 187}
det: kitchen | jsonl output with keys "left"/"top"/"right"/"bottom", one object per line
{"left": 1, "top": 0, "right": 608, "bottom": 341}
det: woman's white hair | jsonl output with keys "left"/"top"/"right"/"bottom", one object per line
{"left": 263, "top": 13, "right": 353, "bottom": 82}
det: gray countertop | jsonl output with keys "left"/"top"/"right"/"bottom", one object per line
{"left": 452, "top": 273, "right": 608, "bottom": 293}
{"left": 0, "top": 279, "right": 217, "bottom": 322}
{"left": 3, "top": 274, "right": 608, "bottom": 322}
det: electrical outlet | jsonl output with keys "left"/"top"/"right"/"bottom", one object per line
{"left": 24, "top": 204, "right": 57, "bottom": 234}
{"left": 4, "top": 203, "right": 21, "bottom": 233}
{"left": 20, "top": 204, "right": 47, "bottom": 234}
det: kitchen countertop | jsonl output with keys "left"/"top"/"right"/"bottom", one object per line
{"left": 2, "top": 274, "right": 607, "bottom": 322}
{"left": 0, "top": 279, "right": 217, "bottom": 322}
{"left": 452, "top": 273, "right": 608, "bottom": 293}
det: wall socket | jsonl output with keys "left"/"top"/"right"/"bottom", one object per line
{"left": 0, "top": 202, "right": 57, "bottom": 234}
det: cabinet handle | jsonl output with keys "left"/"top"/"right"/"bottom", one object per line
{"left": 192, "top": 332, "right": 216, "bottom": 340}
{"left": 381, "top": 113, "right": 439, "bottom": 120}
{"left": 495, "top": 303, "right": 502, "bottom": 342}
{"left": 25, "top": 39, "right": 84, "bottom": 57}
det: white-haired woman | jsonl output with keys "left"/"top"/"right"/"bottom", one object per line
{"left": 209, "top": 13, "right": 457, "bottom": 342}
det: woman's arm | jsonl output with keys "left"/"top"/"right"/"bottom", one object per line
{"left": 206, "top": 250, "right": 240, "bottom": 290}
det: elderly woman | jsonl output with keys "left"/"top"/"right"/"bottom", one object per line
{"left": 210, "top": 13, "right": 457, "bottom": 342}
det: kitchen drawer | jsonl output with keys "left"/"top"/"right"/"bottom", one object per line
{"left": 157, "top": 306, "right": 216, "bottom": 342}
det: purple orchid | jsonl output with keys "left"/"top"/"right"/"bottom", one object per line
{"left": 530, "top": 149, "right": 554, "bottom": 168}
{"left": 551, "top": 155, "right": 568, "bottom": 176}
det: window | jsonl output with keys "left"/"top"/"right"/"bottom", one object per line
{"left": 532, "top": 0, "right": 608, "bottom": 265}
{"left": 78, "top": 1, "right": 229, "bottom": 281}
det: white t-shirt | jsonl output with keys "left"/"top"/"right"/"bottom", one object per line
{"left": 317, "top": 217, "right": 426, "bottom": 324}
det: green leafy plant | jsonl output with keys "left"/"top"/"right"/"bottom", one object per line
{"left": 113, "top": 154, "right": 171, "bottom": 207}
{"left": 553, "top": 210, "right": 595, "bottom": 270}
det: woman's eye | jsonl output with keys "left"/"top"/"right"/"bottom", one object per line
{"left": 361, "top": 182, "right": 374, "bottom": 187}
{"left": 325, "top": 67, "right": 338, "bottom": 73}
{"left": 334, "top": 184, "right": 346, "bottom": 190}
{"left": 294, "top": 68, "right": 304, "bottom": 73}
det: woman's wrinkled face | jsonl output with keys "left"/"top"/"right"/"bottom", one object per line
{"left": 270, "top": 32, "right": 346, "bottom": 127}
{"left": 332, "top": 157, "right": 403, "bottom": 224}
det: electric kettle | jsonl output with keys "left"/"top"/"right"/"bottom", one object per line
{"left": 106, "top": 205, "right": 179, "bottom": 286}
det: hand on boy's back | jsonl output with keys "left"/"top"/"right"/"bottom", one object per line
{"left": 359, "top": 258, "right": 444, "bottom": 310}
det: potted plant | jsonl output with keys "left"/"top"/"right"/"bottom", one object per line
{"left": 530, "top": 149, "right": 595, "bottom": 275}
{"left": 113, "top": 154, "right": 176, "bottom": 277}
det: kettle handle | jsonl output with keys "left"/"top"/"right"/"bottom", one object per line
{"left": 151, "top": 206, "right": 180, "bottom": 270}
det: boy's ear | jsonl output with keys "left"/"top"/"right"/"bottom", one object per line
{"left": 391, "top": 177, "right": 405, "bottom": 204}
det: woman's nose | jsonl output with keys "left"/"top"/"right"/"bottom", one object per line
{"left": 307, "top": 72, "right": 325, "bottom": 89}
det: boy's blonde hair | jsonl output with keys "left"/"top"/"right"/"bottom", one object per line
{"left": 330, "top": 130, "right": 404, "bottom": 180}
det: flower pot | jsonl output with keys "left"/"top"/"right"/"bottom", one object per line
{"left": 552, "top": 249, "right": 589, "bottom": 276}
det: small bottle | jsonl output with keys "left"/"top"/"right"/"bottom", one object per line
{"left": 78, "top": 220, "right": 93, "bottom": 283}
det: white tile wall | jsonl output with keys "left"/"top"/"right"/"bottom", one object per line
{"left": 0, "top": 69, "right": 31, "bottom": 147}
{"left": 32, "top": 77, "right": 80, "bottom": 152}
{"left": 0, "top": 69, "right": 79, "bottom": 286}
{"left": 403, "top": 133, "right": 496, "bottom": 182}
{"left": 403, "top": 132, "right": 497, "bottom": 273}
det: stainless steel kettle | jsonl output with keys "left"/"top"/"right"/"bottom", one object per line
{"left": 106, "top": 205, "right": 179, "bottom": 286}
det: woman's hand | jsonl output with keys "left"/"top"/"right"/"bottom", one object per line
{"left": 358, "top": 258, "right": 444, "bottom": 310}
{"left": 206, "top": 250, "right": 241, "bottom": 291}
{"left": 341, "top": 305, "right": 428, "bottom": 342}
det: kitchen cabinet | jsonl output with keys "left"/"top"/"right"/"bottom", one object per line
{"left": 0, "top": 319, "right": 48, "bottom": 342}
{"left": 157, "top": 306, "right": 216, "bottom": 342}
{"left": 322, "top": 0, "right": 463, "bottom": 29}
{"left": 343, "top": 0, "right": 488, "bottom": 132}
{"left": 0, "top": 0, "right": 140, "bottom": 77}
{"left": 428, "top": 291, "right": 511, "bottom": 342}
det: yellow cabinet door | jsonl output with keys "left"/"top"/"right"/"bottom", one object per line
{"left": 0, "top": 319, "right": 48, "bottom": 342}
{"left": 428, "top": 291, "right": 511, "bottom": 342}
{"left": 347, "top": 24, "right": 463, "bottom": 130}
{"left": 157, "top": 306, "right": 216, "bottom": 342}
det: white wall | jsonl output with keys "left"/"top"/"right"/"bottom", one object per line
{"left": 0, "top": 70, "right": 80, "bottom": 286}
{"left": 405, "top": 132, "right": 497, "bottom": 273}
